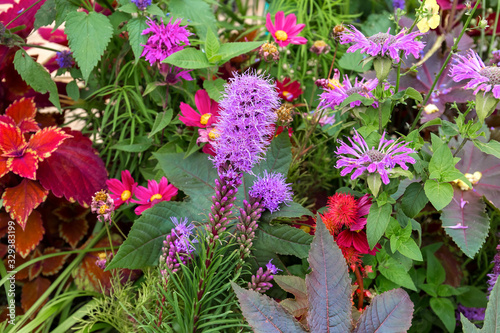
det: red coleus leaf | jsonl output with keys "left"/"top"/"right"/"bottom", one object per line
{"left": 21, "top": 276, "right": 51, "bottom": 316}
{"left": 38, "top": 28, "right": 69, "bottom": 47}
{"left": 2, "top": 179, "right": 48, "bottom": 229}
{"left": 0, "top": 212, "right": 9, "bottom": 238}
{"left": 27, "top": 127, "right": 72, "bottom": 161}
{"left": 0, "top": 156, "right": 8, "bottom": 179}
{"left": 28, "top": 248, "right": 43, "bottom": 281}
{"left": 15, "top": 211, "right": 45, "bottom": 258}
{"left": 0, "top": 122, "right": 26, "bottom": 154}
{"left": 37, "top": 129, "right": 108, "bottom": 207}
{"left": 41, "top": 247, "right": 69, "bottom": 276}
{"left": 7, "top": 149, "right": 38, "bottom": 180}
{"left": 4, "top": 98, "right": 40, "bottom": 133}
{"left": 59, "top": 218, "right": 89, "bottom": 248}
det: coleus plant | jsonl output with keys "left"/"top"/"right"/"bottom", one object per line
{"left": 232, "top": 217, "right": 414, "bottom": 332}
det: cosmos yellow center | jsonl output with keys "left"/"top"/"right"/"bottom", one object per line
{"left": 121, "top": 190, "right": 131, "bottom": 201}
{"left": 275, "top": 30, "right": 288, "bottom": 41}
{"left": 328, "top": 79, "right": 343, "bottom": 90}
{"left": 200, "top": 113, "right": 211, "bottom": 125}
{"left": 99, "top": 205, "right": 108, "bottom": 215}
{"left": 299, "top": 225, "right": 311, "bottom": 233}
{"left": 150, "top": 193, "right": 162, "bottom": 201}
{"left": 282, "top": 91, "right": 291, "bottom": 97}
{"left": 313, "top": 40, "right": 327, "bottom": 48}
{"left": 209, "top": 128, "right": 220, "bottom": 140}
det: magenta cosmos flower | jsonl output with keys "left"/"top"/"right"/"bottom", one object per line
{"left": 133, "top": 177, "right": 178, "bottom": 215}
{"left": 265, "top": 11, "right": 307, "bottom": 47}
{"left": 450, "top": 50, "right": 500, "bottom": 98}
{"left": 336, "top": 129, "right": 416, "bottom": 184}
{"left": 318, "top": 70, "right": 378, "bottom": 109}
{"left": 179, "top": 89, "right": 220, "bottom": 128}
{"left": 106, "top": 170, "right": 138, "bottom": 208}
{"left": 340, "top": 26, "right": 424, "bottom": 63}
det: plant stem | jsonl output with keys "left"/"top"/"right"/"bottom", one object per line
{"left": 479, "top": 0, "right": 486, "bottom": 58}
{"left": 410, "top": 0, "right": 480, "bottom": 131}
{"left": 105, "top": 222, "right": 115, "bottom": 255}
{"left": 453, "top": 137, "right": 469, "bottom": 157}
{"left": 21, "top": 43, "right": 61, "bottom": 53}
{"left": 354, "top": 265, "right": 364, "bottom": 310}
{"left": 327, "top": 43, "right": 339, "bottom": 79}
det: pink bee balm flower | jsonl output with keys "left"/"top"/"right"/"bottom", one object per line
{"left": 133, "top": 177, "right": 178, "bottom": 215}
{"left": 106, "top": 170, "right": 138, "bottom": 208}
{"left": 265, "top": 11, "right": 307, "bottom": 47}
{"left": 179, "top": 89, "right": 220, "bottom": 128}
{"left": 450, "top": 49, "right": 500, "bottom": 98}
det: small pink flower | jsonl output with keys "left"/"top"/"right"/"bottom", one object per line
{"left": 179, "top": 89, "right": 220, "bottom": 128}
{"left": 265, "top": 11, "right": 307, "bottom": 47}
{"left": 106, "top": 170, "right": 138, "bottom": 208}
{"left": 133, "top": 177, "right": 178, "bottom": 215}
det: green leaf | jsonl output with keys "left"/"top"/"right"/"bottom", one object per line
{"left": 169, "top": 0, "right": 217, "bottom": 40}
{"left": 260, "top": 202, "right": 312, "bottom": 223}
{"left": 106, "top": 201, "right": 199, "bottom": 269}
{"left": 66, "top": 80, "right": 80, "bottom": 101}
{"left": 426, "top": 250, "right": 446, "bottom": 285}
{"left": 473, "top": 139, "right": 500, "bottom": 160}
{"left": 401, "top": 182, "right": 429, "bottom": 218}
{"left": 339, "top": 93, "right": 374, "bottom": 109}
{"left": 203, "top": 78, "right": 226, "bottom": 102}
{"left": 306, "top": 217, "right": 352, "bottom": 332}
{"left": 397, "top": 238, "right": 423, "bottom": 261}
{"left": 482, "top": 276, "right": 500, "bottom": 332}
{"left": 378, "top": 257, "right": 416, "bottom": 290}
{"left": 205, "top": 28, "right": 220, "bottom": 61}
{"left": 163, "top": 48, "right": 210, "bottom": 69}
{"left": 367, "top": 173, "right": 382, "bottom": 197}
{"left": 457, "top": 286, "right": 488, "bottom": 308}
{"left": 145, "top": 4, "right": 164, "bottom": 17}
{"left": 232, "top": 283, "right": 305, "bottom": 333}
{"left": 429, "top": 297, "right": 456, "bottom": 333}
{"left": 35, "top": 0, "right": 56, "bottom": 29}
{"left": 366, "top": 203, "right": 392, "bottom": 250}
{"left": 460, "top": 314, "right": 481, "bottom": 333}
{"left": 428, "top": 144, "right": 454, "bottom": 180}
{"left": 353, "top": 289, "right": 414, "bottom": 333}
{"left": 338, "top": 49, "right": 372, "bottom": 72}
{"left": 65, "top": 11, "right": 113, "bottom": 82}
{"left": 111, "top": 136, "right": 153, "bottom": 152}
{"left": 118, "top": 3, "right": 138, "bottom": 14}
{"left": 254, "top": 224, "right": 313, "bottom": 259}
{"left": 373, "top": 57, "right": 392, "bottom": 81}
{"left": 424, "top": 180, "right": 453, "bottom": 211}
{"left": 274, "top": 275, "right": 307, "bottom": 300}
{"left": 148, "top": 109, "right": 173, "bottom": 138}
{"left": 404, "top": 87, "right": 423, "bottom": 103}
{"left": 217, "top": 41, "right": 264, "bottom": 64}
{"left": 475, "top": 92, "right": 499, "bottom": 124}
{"left": 126, "top": 17, "right": 148, "bottom": 60}
{"left": 13, "top": 49, "right": 61, "bottom": 111}
{"left": 55, "top": 0, "right": 79, "bottom": 29}
{"left": 437, "top": 284, "right": 457, "bottom": 297}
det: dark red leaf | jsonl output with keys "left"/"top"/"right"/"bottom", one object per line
{"left": 8, "top": 149, "right": 38, "bottom": 180}
{"left": 59, "top": 218, "right": 88, "bottom": 248}
{"left": 15, "top": 211, "right": 45, "bottom": 258}
{"left": 21, "top": 276, "right": 51, "bottom": 316}
{"left": 2, "top": 179, "right": 48, "bottom": 229}
{"left": 0, "top": 122, "right": 25, "bottom": 154}
{"left": 41, "top": 247, "right": 69, "bottom": 276}
{"left": 5, "top": 98, "right": 40, "bottom": 133}
{"left": 28, "top": 248, "right": 43, "bottom": 281}
{"left": 27, "top": 127, "right": 72, "bottom": 161}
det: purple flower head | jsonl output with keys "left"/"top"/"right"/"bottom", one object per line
{"left": 340, "top": 25, "right": 425, "bottom": 63}
{"left": 171, "top": 216, "right": 197, "bottom": 253}
{"left": 141, "top": 17, "right": 192, "bottom": 66}
{"left": 212, "top": 70, "right": 280, "bottom": 177}
{"left": 266, "top": 259, "right": 282, "bottom": 275}
{"left": 456, "top": 304, "right": 485, "bottom": 322}
{"left": 393, "top": 0, "right": 405, "bottom": 10}
{"left": 55, "top": 50, "right": 74, "bottom": 69}
{"left": 131, "top": 0, "right": 151, "bottom": 10}
{"left": 318, "top": 69, "right": 378, "bottom": 110}
{"left": 490, "top": 50, "right": 500, "bottom": 66}
{"left": 450, "top": 49, "right": 500, "bottom": 99}
{"left": 249, "top": 170, "right": 293, "bottom": 213}
{"left": 335, "top": 129, "right": 416, "bottom": 185}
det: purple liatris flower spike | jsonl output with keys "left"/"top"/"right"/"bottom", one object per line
{"left": 450, "top": 49, "right": 500, "bottom": 99}
{"left": 55, "top": 50, "right": 74, "bottom": 69}
{"left": 249, "top": 171, "right": 293, "bottom": 213}
{"left": 236, "top": 198, "right": 264, "bottom": 258}
{"left": 456, "top": 304, "right": 485, "bottom": 322}
{"left": 335, "top": 129, "right": 416, "bottom": 185}
{"left": 393, "top": 0, "right": 405, "bottom": 10}
{"left": 340, "top": 25, "right": 424, "bottom": 64}
{"left": 318, "top": 69, "right": 378, "bottom": 110}
{"left": 212, "top": 70, "right": 280, "bottom": 177}
{"left": 131, "top": 0, "right": 151, "bottom": 10}
{"left": 141, "top": 17, "right": 192, "bottom": 66}
{"left": 248, "top": 259, "right": 282, "bottom": 293}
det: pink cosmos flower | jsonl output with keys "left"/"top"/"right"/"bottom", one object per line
{"left": 106, "top": 170, "right": 138, "bottom": 208}
{"left": 133, "top": 177, "right": 178, "bottom": 215}
{"left": 265, "top": 11, "right": 307, "bottom": 47}
{"left": 179, "top": 89, "right": 220, "bottom": 128}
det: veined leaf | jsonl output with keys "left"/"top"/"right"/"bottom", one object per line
{"left": 254, "top": 224, "right": 313, "bottom": 259}
{"left": 163, "top": 48, "right": 210, "bottom": 69}
{"left": 126, "top": 17, "right": 148, "bottom": 60}
{"left": 217, "top": 41, "right": 263, "bottom": 63}
{"left": 429, "top": 297, "right": 456, "bottom": 332}
{"left": 366, "top": 202, "right": 392, "bottom": 250}
{"left": 169, "top": 0, "right": 217, "bottom": 40}
{"left": 482, "top": 276, "right": 500, "bottom": 332}
{"left": 424, "top": 179, "right": 453, "bottom": 211}
{"left": 401, "top": 182, "right": 428, "bottom": 218}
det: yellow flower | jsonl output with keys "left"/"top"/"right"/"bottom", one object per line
{"left": 417, "top": 0, "right": 440, "bottom": 33}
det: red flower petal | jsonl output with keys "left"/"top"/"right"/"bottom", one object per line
{"left": 5, "top": 98, "right": 39, "bottom": 133}
{"left": 8, "top": 149, "right": 38, "bottom": 180}
{"left": 21, "top": 276, "right": 50, "bottom": 315}
{"left": 0, "top": 122, "right": 26, "bottom": 154}
{"left": 27, "top": 126, "right": 72, "bottom": 161}
{"left": 15, "top": 211, "right": 45, "bottom": 258}
{"left": 59, "top": 218, "right": 89, "bottom": 248}
{"left": 2, "top": 179, "right": 48, "bottom": 229}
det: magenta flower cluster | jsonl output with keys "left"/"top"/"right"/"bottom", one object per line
{"left": 131, "top": 0, "right": 151, "bottom": 10}
{"left": 141, "top": 17, "right": 192, "bottom": 66}
{"left": 212, "top": 70, "right": 280, "bottom": 177}
{"left": 340, "top": 25, "right": 424, "bottom": 63}
{"left": 249, "top": 171, "right": 293, "bottom": 213}
{"left": 335, "top": 129, "right": 416, "bottom": 185}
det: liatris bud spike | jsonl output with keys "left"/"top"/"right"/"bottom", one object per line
{"left": 248, "top": 259, "right": 282, "bottom": 293}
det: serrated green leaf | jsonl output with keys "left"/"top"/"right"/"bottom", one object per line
{"left": 217, "top": 41, "right": 264, "bottom": 64}
{"left": 106, "top": 201, "right": 198, "bottom": 269}
{"left": 338, "top": 49, "right": 372, "bottom": 72}
{"left": 205, "top": 28, "right": 220, "bottom": 61}
{"left": 55, "top": 0, "right": 78, "bottom": 29}
{"left": 378, "top": 257, "right": 416, "bottom": 290}
{"left": 254, "top": 224, "right": 313, "bottom": 259}
{"left": 169, "top": 0, "right": 217, "bottom": 40}
{"left": 13, "top": 49, "right": 61, "bottom": 111}
{"left": 401, "top": 182, "right": 428, "bottom": 218}
{"left": 260, "top": 202, "right": 312, "bottom": 223}
{"left": 126, "top": 17, "right": 148, "bottom": 60}
{"left": 118, "top": 3, "right": 138, "bottom": 13}
{"left": 148, "top": 109, "right": 173, "bottom": 138}
{"left": 397, "top": 238, "right": 423, "bottom": 261}
{"left": 163, "top": 48, "right": 210, "bottom": 69}
{"left": 429, "top": 297, "right": 456, "bottom": 332}
{"left": 203, "top": 78, "right": 226, "bottom": 102}
{"left": 424, "top": 179, "right": 453, "bottom": 211}
{"left": 473, "top": 139, "right": 500, "bottom": 160}
{"left": 404, "top": 87, "right": 423, "bottom": 103}
{"left": 367, "top": 203, "right": 392, "bottom": 250}
{"left": 65, "top": 11, "right": 113, "bottom": 82}
{"left": 145, "top": 4, "right": 164, "bottom": 17}
{"left": 111, "top": 136, "right": 153, "bottom": 152}
{"left": 35, "top": 0, "right": 56, "bottom": 29}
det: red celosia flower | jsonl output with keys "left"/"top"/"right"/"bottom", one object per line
{"left": 321, "top": 193, "right": 371, "bottom": 234}
{"left": 276, "top": 78, "right": 303, "bottom": 102}
{"left": 106, "top": 170, "right": 138, "bottom": 208}
{"left": 133, "top": 177, "right": 178, "bottom": 215}
{"left": 179, "top": 89, "right": 220, "bottom": 128}
{"left": 339, "top": 246, "right": 362, "bottom": 267}
{"left": 265, "top": 11, "right": 307, "bottom": 47}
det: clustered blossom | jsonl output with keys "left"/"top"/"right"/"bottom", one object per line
{"left": 55, "top": 50, "right": 74, "bottom": 69}
{"left": 265, "top": 11, "right": 307, "bottom": 47}
{"left": 91, "top": 190, "right": 115, "bottom": 225}
{"left": 249, "top": 171, "right": 293, "bottom": 213}
{"left": 236, "top": 198, "right": 264, "bottom": 258}
{"left": 212, "top": 70, "right": 280, "bottom": 178}
{"left": 248, "top": 259, "right": 282, "bottom": 293}
{"left": 259, "top": 42, "right": 280, "bottom": 62}
{"left": 340, "top": 25, "right": 425, "bottom": 64}
{"left": 106, "top": 170, "right": 138, "bottom": 208}
{"left": 335, "top": 129, "right": 416, "bottom": 185}
{"left": 450, "top": 49, "right": 500, "bottom": 99}
{"left": 317, "top": 69, "right": 378, "bottom": 110}
{"left": 393, "top": 0, "right": 405, "bottom": 10}
{"left": 310, "top": 40, "right": 330, "bottom": 55}
{"left": 133, "top": 177, "right": 178, "bottom": 215}
{"left": 159, "top": 217, "right": 197, "bottom": 277}
{"left": 131, "top": 0, "right": 151, "bottom": 10}
{"left": 141, "top": 17, "right": 192, "bottom": 66}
